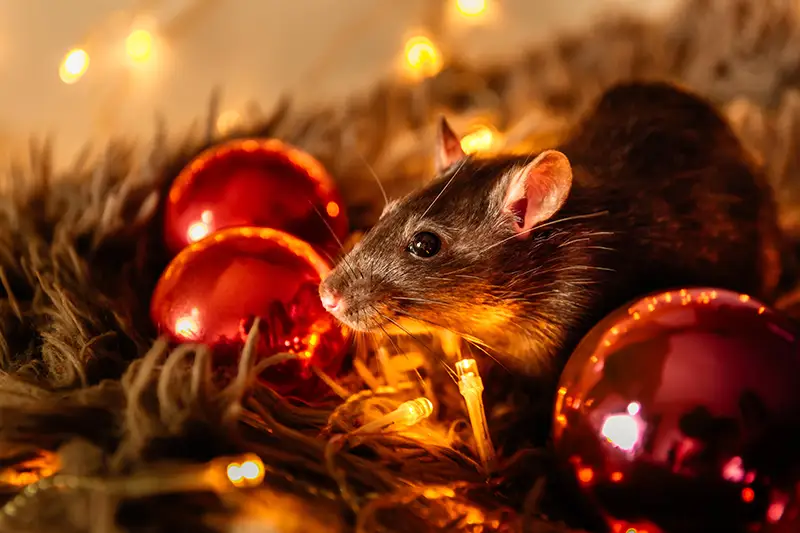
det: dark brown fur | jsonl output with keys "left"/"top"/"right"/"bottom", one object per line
{"left": 319, "top": 81, "right": 782, "bottom": 376}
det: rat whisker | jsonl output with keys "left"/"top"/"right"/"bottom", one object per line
{"left": 373, "top": 318, "right": 426, "bottom": 389}
{"left": 355, "top": 150, "right": 389, "bottom": 208}
{"left": 376, "top": 311, "right": 459, "bottom": 383}
{"left": 390, "top": 309, "right": 511, "bottom": 375}
{"left": 420, "top": 157, "right": 469, "bottom": 219}
{"left": 391, "top": 296, "right": 450, "bottom": 306}
{"left": 479, "top": 210, "right": 610, "bottom": 254}
{"left": 307, "top": 200, "right": 362, "bottom": 280}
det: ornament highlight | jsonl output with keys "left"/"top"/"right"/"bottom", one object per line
{"left": 164, "top": 139, "right": 348, "bottom": 258}
{"left": 553, "top": 288, "right": 800, "bottom": 533}
{"left": 151, "top": 227, "right": 349, "bottom": 399}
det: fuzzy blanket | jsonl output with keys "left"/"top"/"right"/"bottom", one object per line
{"left": 2, "top": 1, "right": 800, "bottom": 532}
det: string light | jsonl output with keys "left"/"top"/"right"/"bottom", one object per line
{"left": 59, "top": 48, "right": 90, "bottom": 84}
{"left": 126, "top": 29, "right": 154, "bottom": 63}
{"left": 455, "top": 358, "right": 495, "bottom": 471}
{"left": 1, "top": 454, "right": 265, "bottom": 519}
{"left": 456, "top": 0, "right": 488, "bottom": 17}
{"left": 353, "top": 397, "right": 434, "bottom": 434}
{"left": 403, "top": 35, "right": 442, "bottom": 79}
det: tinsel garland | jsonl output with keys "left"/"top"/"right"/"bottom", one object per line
{"left": 2, "top": 1, "right": 800, "bottom": 532}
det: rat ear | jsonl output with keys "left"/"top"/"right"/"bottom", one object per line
{"left": 502, "top": 150, "right": 573, "bottom": 237}
{"left": 434, "top": 116, "right": 466, "bottom": 174}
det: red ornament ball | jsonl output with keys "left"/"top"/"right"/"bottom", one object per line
{"left": 552, "top": 287, "right": 800, "bottom": 533}
{"left": 164, "top": 138, "right": 348, "bottom": 258}
{"left": 150, "top": 226, "right": 349, "bottom": 400}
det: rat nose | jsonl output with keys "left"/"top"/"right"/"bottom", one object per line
{"left": 319, "top": 286, "right": 343, "bottom": 314}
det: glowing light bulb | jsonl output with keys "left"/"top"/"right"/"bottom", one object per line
{"left": 59, "top": 48, "right": 90, "bottom": 84}
{"left": 126, "top": 29, "right": 153, "bottom": 62}
{"left": 456, "top": 0, "right": 487, "bottom": 17}
{"left": 354, "top": 397, "right": 434, "bottom": 434}
{"left": 404, "top": 36, "right": 442, "bottom": 79}
{"left": 456, "top": 358, "right": 495, "bottom": 471}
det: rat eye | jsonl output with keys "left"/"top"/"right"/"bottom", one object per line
{"left": 407, "top": 231, "right": 441, "bottom": 258}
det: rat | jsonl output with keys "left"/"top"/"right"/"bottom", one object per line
{"left": 318, "top": 81, "right": 783, "bottom": 378}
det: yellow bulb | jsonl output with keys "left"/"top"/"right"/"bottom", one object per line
{"left": 126, "top": 29, "right": 153, "bottom": 62}
{"left": 456, "top": 0, "right": 487, "bottom": 17}
{"left": 404, "top": 36, "right": 442, "bottom": 78}
{"left": 59, "top": 48, "right": 90, "bottom": 84}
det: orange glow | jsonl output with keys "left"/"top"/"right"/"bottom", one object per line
{"left": 758, "top": 306, "right": 766, "bottom": 314}
{"left": 739, "top": 294, "right": 751, "bottom": 302}
{"left": 326, "top": 201, "right": 340, "bottom": 218}
{"left": 742, "top": 487, "right": 755, "bottom": 502}
{"left": 175, "top": 307, "right": 201, "bottom": 340}
{"left": 226, "top": 455, "right": 265, "bottom": 488}
{"left": 460, "top": 125, "right": 500, "bottom": 154}
{"left": 577, "top": 467, "right": 594, "bottom": 484}
{"left": 610, "top": 471, "right": 623, "bottom": 482}
{"left": 0, "top": 451, "right": 60, "bottom": 486}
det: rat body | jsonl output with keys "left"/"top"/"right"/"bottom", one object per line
{"left": 319, "top": 81, "right": 782, "bottom": 376}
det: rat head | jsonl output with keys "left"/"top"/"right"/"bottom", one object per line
{"left": 319, "top": 117, "right": 574, "bottom": 346}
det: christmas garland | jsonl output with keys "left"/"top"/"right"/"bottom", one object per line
{"left": 2, "top": 1, "right": 800, "bottom": 532}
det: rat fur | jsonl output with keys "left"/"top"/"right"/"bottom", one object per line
{"left": 319, "top": 81, "right": 783, "bottom": 376}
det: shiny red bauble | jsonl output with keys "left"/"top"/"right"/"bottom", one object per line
{"left": 552, "top": 287, "right": 800, "bottom": 533}
{"left": 163, "top": 139, "right": 348, "bottom": 258}
{"left": 150, "top": 226, "right": 349, "bottom": 400}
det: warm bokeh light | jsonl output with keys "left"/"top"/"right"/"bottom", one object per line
{"left": 174, "top": 307, "right": 201, "bottom": 340}
{"left": 578, "top": 467, "right": 594, "bottom": 484}
{"left": 186, "top": 210, "right": 214, "bottom": 243}
{"left": 460, "top": 125, "right": 500, "bottom": 154}
{"left": 226, "top": 456, "right": 265, "bottom": 488}
{"left": 59, "top": 48, "right": 90, "bottom": 84}
{"left": 325, "top": 201, "right": 340, "bottom": 218}
{"left": 126, "top": 29, "right": 154, "bottom": 62}
{"left": 404, "top": 36, "right": 442, "bottom": 78}
{"left": 741, "top": 487, "right": 755, "bottom": 503}
{"left": 216, "top": 110, "right": 241, "bottom": 134}
{"left": 456, "top": 0, "right": 487, "bottom": 17}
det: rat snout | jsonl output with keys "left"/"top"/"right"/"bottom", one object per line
{"left": 319, "top": 285, "right": 344, "bottom": 314}
{"left": 319, "top": 269, "right": 387, "bottom": 331}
